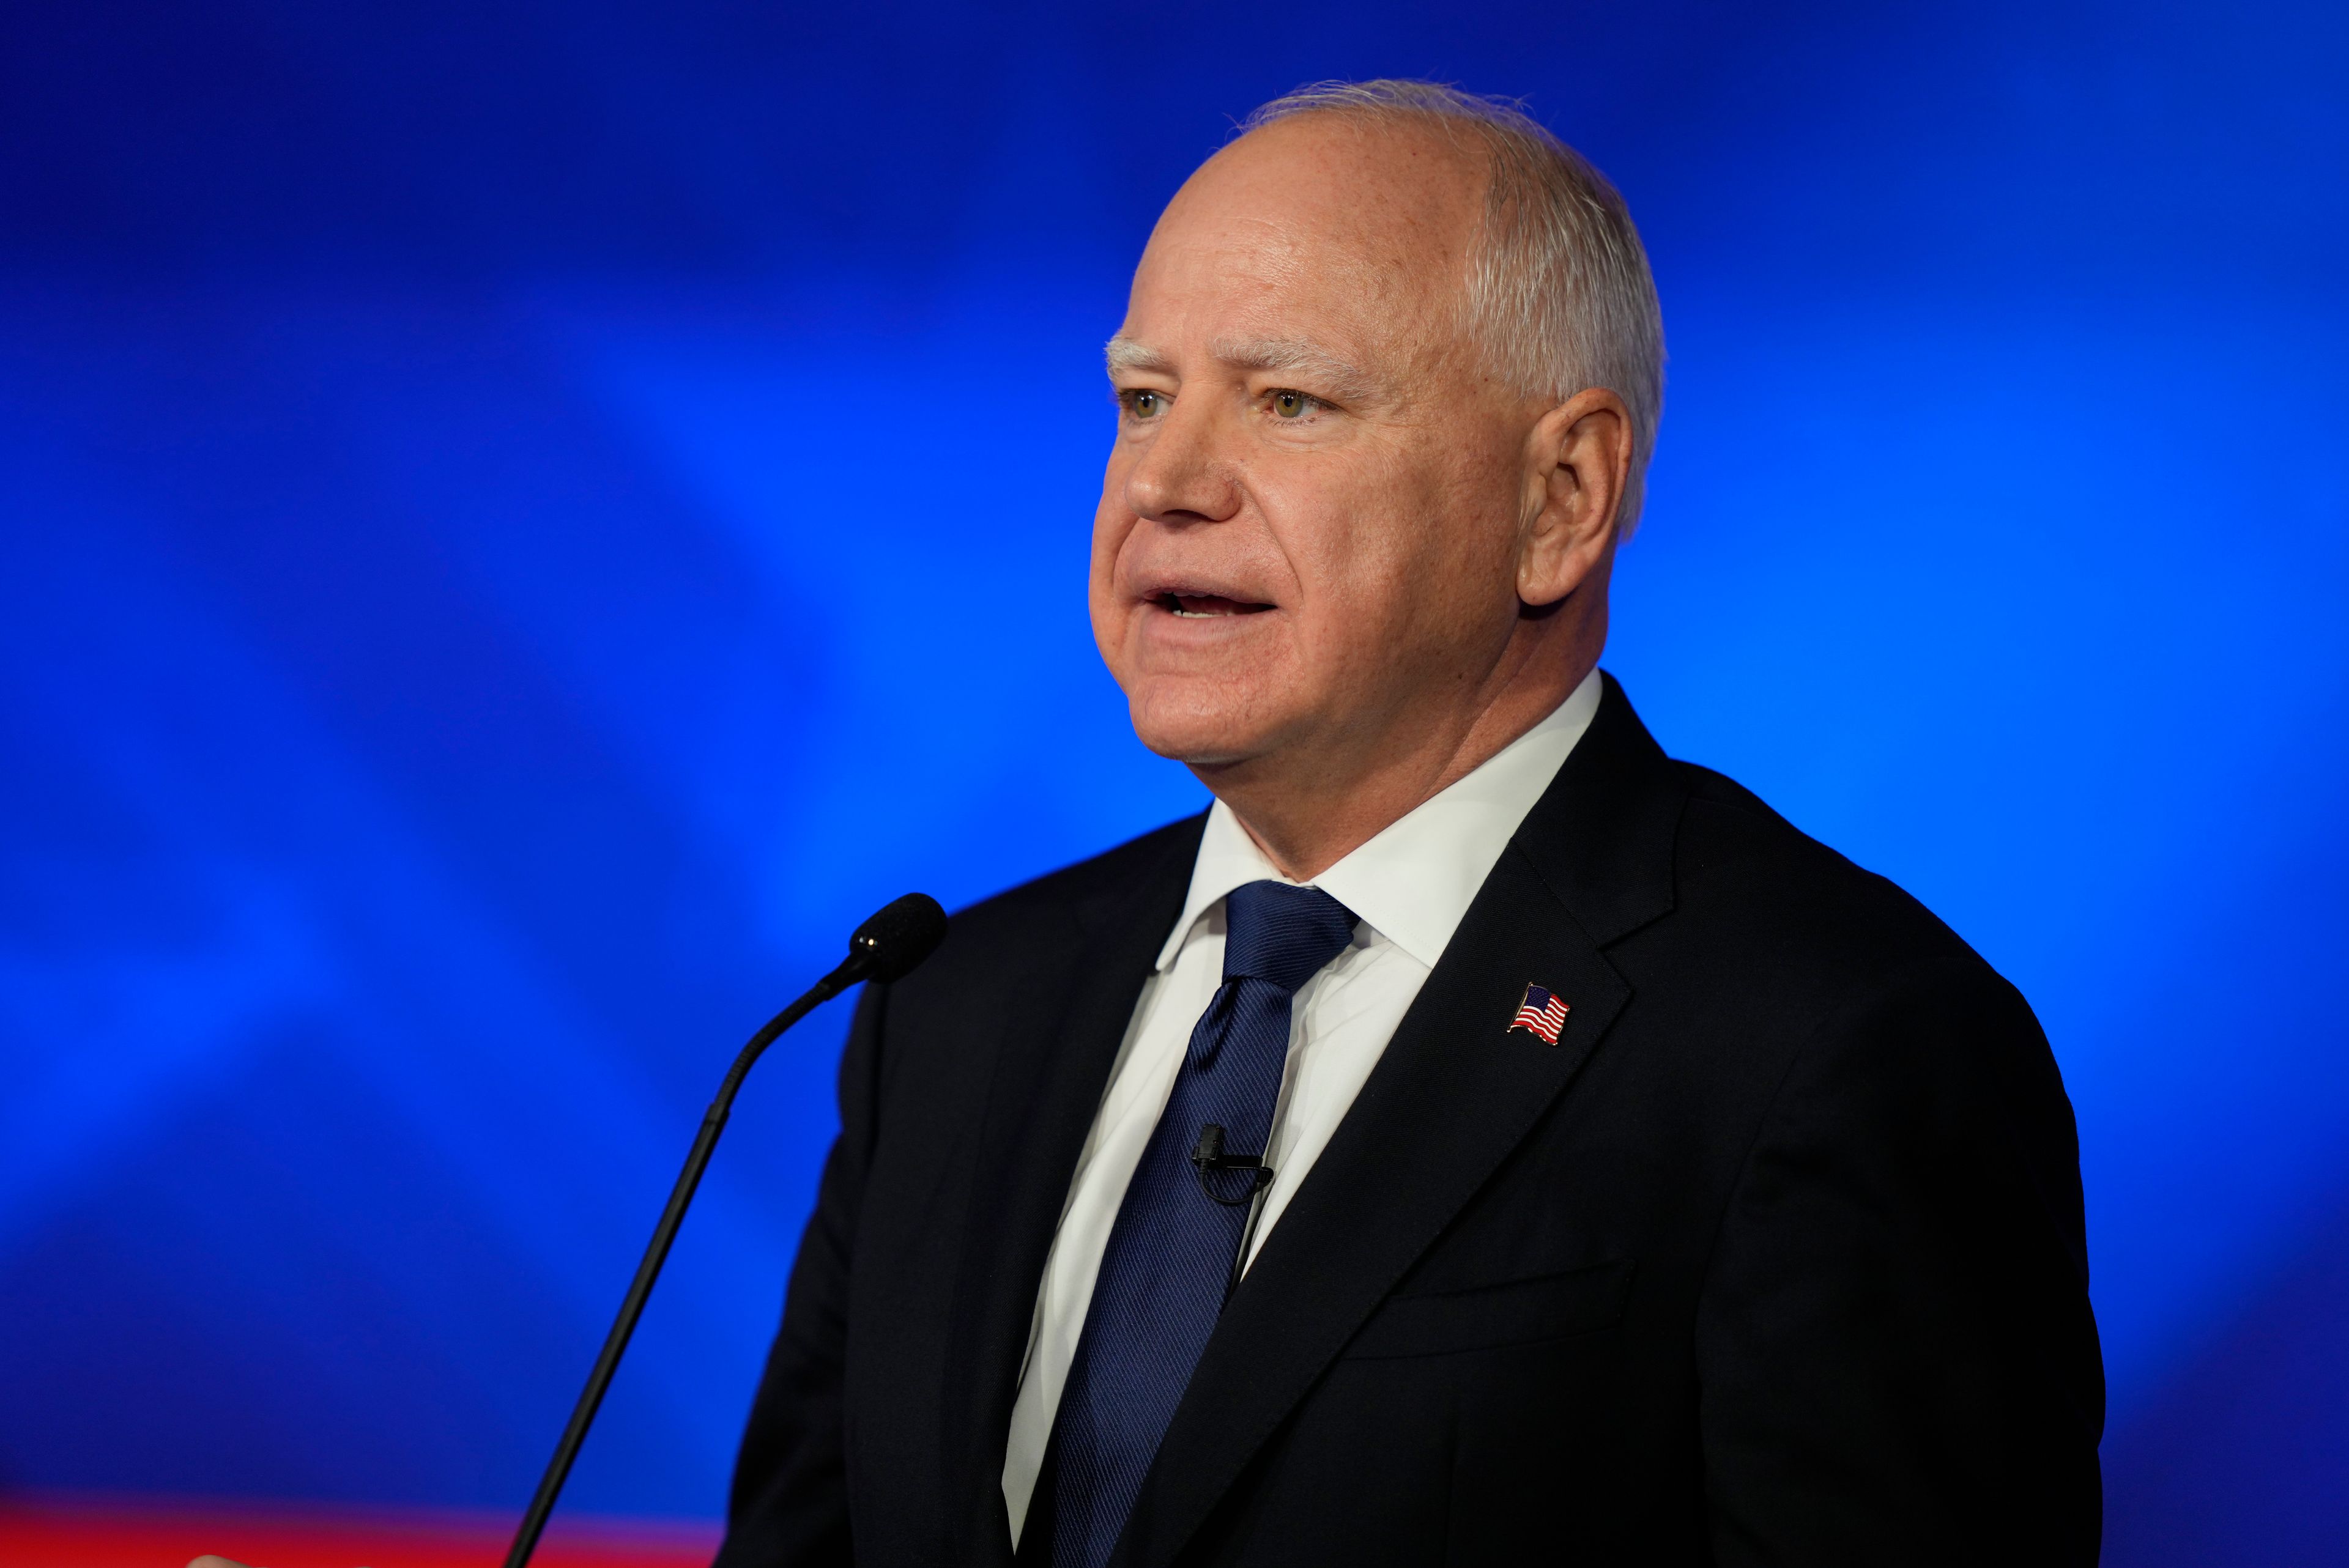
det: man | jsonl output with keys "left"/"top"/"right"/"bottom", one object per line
{"left": 716, "top": 81, "right": 2103, "bottom": 1567}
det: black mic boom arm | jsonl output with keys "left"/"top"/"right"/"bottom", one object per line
{"left": 500, "top": 892, "right": 948, "bottom": 1568}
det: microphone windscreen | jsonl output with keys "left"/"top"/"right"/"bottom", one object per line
{"left": 846, "top": 892, "right": 949, "bottom": 983}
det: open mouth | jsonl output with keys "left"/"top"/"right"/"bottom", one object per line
{"left": 1154, "top": 593, "right": 1274, "bottom": 619}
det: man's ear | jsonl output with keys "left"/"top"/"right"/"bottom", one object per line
{"left": 1517, "top": 387, "right": 1632, "bottom": 607}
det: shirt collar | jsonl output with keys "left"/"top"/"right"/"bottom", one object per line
{"left": 1154, "top": 669, "right": 1605, "bottom": 972}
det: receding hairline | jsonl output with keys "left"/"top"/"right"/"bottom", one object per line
{"left": 1177, "top": 110, "right": 1492, "bottom": 264}
{"left": 1225, "top": 100, "right": 1493, "bottom": 181}
{"left": 1224, "top": 78, "right": 1668, "bottom": 531}
{"left": 1108, "top": 122, "right": 1494, "bottom": 405}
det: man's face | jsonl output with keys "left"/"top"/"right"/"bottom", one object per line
{"left": 1091, "top": 116, "right": 1541, "bottom": 773}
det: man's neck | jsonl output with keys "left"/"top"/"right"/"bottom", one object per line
{"left": 1195, "top": 656, "right": 1597, "bottom": 882}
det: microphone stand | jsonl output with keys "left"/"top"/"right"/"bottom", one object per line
{"left": 502, "top": 894, "right": 944, "bottom": 1568}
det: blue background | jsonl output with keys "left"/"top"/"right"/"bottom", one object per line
{"left": 2, "top": 2, "right": 2343, "bottom": 1561}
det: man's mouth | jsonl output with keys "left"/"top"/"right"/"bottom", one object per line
{"left": 1154, "top": 593, "right": 1274, "bottom": 619}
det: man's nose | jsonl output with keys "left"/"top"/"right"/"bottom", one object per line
{"left": 1123, "top": 397, "right": 1242, "bottom": 525}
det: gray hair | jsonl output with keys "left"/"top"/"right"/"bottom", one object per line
{"left": 1241, "top": 80, "right": 1666, "bottom": 533}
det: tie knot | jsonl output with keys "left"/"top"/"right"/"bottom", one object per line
{"left": 1221, "top": 881, "right": 1357, "bottom": 993}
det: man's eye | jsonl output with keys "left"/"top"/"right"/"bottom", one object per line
{"left": 1270, "top": 390, "right": 1315, "bottom": 420}
{"left": 1123, "top": 389, "right": 1167, "bottom": 419}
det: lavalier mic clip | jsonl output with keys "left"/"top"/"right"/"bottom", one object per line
{"left": 1192, "top": 1121, "right": 1280, "bottom": 1301}
{"left": 1190, "top": 1121, "right": 1276, "bottom": 1206}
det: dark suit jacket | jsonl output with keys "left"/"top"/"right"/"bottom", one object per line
{"left": 714, "top": 676, "right": 2104, "bottom": 1566}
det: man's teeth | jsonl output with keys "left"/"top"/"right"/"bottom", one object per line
{"left": 1165, "top": 593, "right": 1236, "bottom": 618}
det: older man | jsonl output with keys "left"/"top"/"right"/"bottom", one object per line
{"left": 717, "top": 81, "right": 2102, "bottom": 1567}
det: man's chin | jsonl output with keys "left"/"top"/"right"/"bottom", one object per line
{"left": 1124, "top": 686, "right": 1288, "bottom": 771}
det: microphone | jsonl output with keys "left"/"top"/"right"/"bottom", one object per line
{"left": 502, "top": 892, "right": 949, "bottom": 1568}
{"left": 1190, "top": 1123, "right": 1278, "bottom": 1301}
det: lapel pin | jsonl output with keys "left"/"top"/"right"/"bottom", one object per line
{"left": 1509, "top": 982, "right": 1570, "bottom": 1045}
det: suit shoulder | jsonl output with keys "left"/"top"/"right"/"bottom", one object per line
{"left": 930, "top": 812, "right": 1206, "bottom": 963}
{"left": 1664, "top": 760, "right": 2003, "bottom": 998}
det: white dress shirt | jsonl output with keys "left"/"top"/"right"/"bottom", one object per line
{"left": 1000, "top": 670, "right": 1604, "bottom": 1544}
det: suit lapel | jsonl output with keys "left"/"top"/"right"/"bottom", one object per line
{"left": 1115, "top": 676, "right": 1685, "bottom": 1568}
{"left": 940, "top": 815, "right": 1205, "bottom": 1564}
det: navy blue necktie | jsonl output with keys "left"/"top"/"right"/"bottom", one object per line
{"left": 1046, "top": 879, "right": 1357, "bottom": 1568}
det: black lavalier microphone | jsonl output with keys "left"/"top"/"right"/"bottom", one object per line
{"left": 502, "top": 892, "right": 949, "bottom": 1568}
{"left": 1190, "top": 1122, "right": 1278, "bottom": 1300}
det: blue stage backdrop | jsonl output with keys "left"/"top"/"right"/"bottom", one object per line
{"left": 2, "top": 2, "right": 2343, "bottom": 1561}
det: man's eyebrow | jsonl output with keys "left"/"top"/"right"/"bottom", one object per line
{"left": 1104, "top": 334, "right": 1387, "bottom": 406}
{"left": 1209, "top": 337, "right": 1382, "bottom": 405}
{"left": 1104, "top": 336, "right": 1176, "bottom": 378}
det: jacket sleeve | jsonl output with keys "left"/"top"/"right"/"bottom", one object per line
{"left": 1696, "top": 955, "right": 2105, "bottom": 1565}
{"left": 714, "top": 981, "right": 889, "bottom": 1568}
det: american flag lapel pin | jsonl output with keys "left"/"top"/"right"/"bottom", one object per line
{"left": 1510, "top": 982, "right": 1570, "bottom": 1045}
